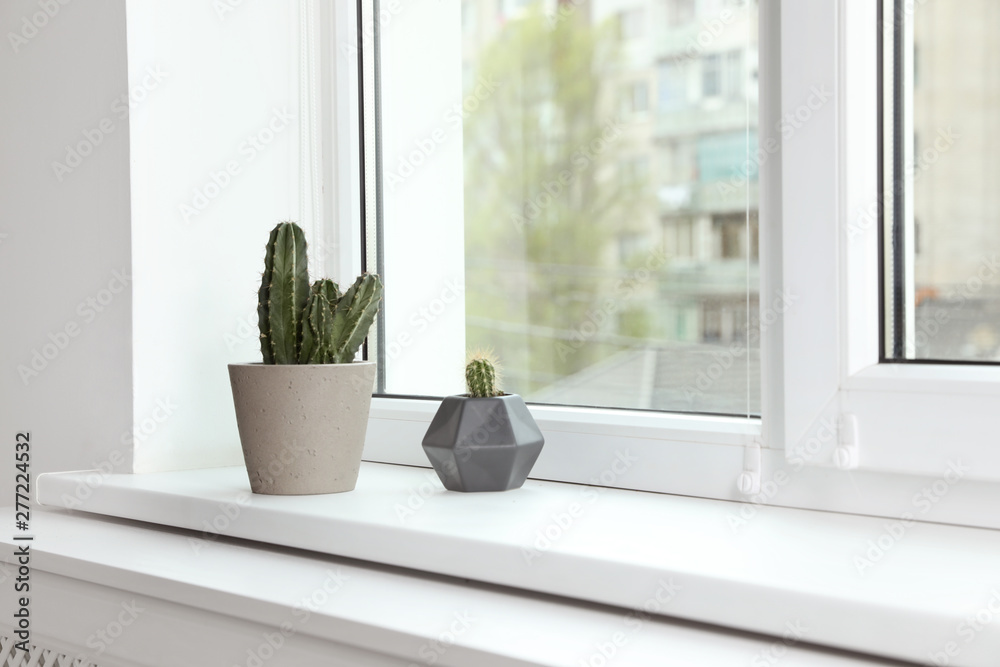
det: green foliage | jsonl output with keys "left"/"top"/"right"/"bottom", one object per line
{"left": 466, "top": 352, "right": 502, "bottom": 398}
{"left": 258, "top": 222, "right": 383, "bottom": 365}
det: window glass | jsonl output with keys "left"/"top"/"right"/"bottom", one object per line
{"left": 378, "top": 0, "right": 759, "bottom": 415}
{"left": 883, "top": 0, "right": 1000, "bottom": 362}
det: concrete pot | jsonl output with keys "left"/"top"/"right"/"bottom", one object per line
{"left": 422, "top": 394, "right": 544, "bottom": 492}
{"left": 228, "top": 362, "right": 376, "bottom": 495}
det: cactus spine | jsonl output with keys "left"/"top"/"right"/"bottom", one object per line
{"left": 258, "top": 222, "right": 383, "bottom": 365}
{"left": 258, "top": 222, "right": 310, "bottom": 364}
{"left": 466, "top": 352, "right": 502, "bottom": 398}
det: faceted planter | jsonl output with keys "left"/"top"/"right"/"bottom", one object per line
{"left": 422, "top": 394, "right": 544, "bottom": 492}
{"left": 228, "top": 361, "right": 376, "bottom": 495}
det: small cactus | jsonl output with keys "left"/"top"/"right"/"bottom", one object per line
{"left": 257, "top": 222, "right": 383, "bottom": 365}
{"left": 466, "top": 351, "right": 502, "bottom": 398}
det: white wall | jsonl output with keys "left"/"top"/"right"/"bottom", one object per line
{"left": 0, "top": 0, "right": 134, "bottom": 503}
{"left": 126, "top": 1, "right": 302, "bottom": 472}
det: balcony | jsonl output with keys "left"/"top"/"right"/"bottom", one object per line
{"left": 656, "top": 100, "right": 756, "bottom": 138}
{"left": 659, "top": 181, "right": 759, "bottom": 215}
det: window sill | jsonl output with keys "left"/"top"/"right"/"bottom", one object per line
{"left": 1, "top": 507, "right": 906, "bottom": 666}
{"left": 36, "top": 461, "right": 1000, "bottom": 666}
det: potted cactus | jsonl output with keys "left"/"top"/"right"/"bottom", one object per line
{"left": 228, "top": 221, "right": 383, "bottom": 495}
{"left": 422, "top": 351, "right": 544, "bottom": 492}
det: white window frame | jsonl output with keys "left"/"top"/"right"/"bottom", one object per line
{"left": 775, "top": 0, "right": 1000, "bottom": 529}
{"left": 336, "top": 0, "right": 1000, "bottom": 528}
{"left": 781, "top": 0, "right": 1000, "bottom": 478}
{"left": 341, "top": 0, "right": 764, "bottom": 500}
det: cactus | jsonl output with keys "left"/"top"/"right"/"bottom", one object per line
{"left": 258, "top": 222, "right": 310, "bottom": 364}
{"left": 327, "top": 273, "right": 384, "bottom": 364}
{"left": 258, "top": 222, "right": 383, "bottom": 365}
{"left": 298, "top": 279, "right": 340, "bottom": 364}
{"left": 466, "top": 351, "right": 502, "bottom": 398}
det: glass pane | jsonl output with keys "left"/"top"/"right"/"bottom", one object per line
{"left": 884, "top": 0, "right": 1000, "bottom": 362}
{"left": 376, "top": 0, "right": 760, "bottom": 415}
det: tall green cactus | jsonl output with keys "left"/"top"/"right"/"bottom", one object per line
{"left": 258, "top": 222, "right": 310, "bottom": 364}
{"left": 298, "top": 279, "right": 340, "bottom": 364}
{"left": 466, "top": 352, "right": 502, "bottom": 398}
{"left": 258, "top": 221, "right": 383, "bottom": 365}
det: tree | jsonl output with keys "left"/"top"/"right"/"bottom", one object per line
{"left": 462, "top": 1, "right": 650, "bottom": 394}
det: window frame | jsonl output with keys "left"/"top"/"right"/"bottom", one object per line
{"left": 780, "top": 0, "right": 1000, "bottom": 487}
{"left": 345, "top": 0, "right": 764, "bottom": 498}
{"left": 340, "top": 0, "right": 1000, "bottom": 527}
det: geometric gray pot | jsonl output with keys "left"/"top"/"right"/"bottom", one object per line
{"left": 422, "top": 394, "right": 544, "bottom": 492}
{"left": 228, "top": 361, "right": 375, "bottom": 495}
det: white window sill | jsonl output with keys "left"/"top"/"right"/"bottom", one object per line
{"left": 2, "top": 507, "right": 902, "bottom": 667}
{"left": 35, "top": 461, "right": 1000, "bottom": 666}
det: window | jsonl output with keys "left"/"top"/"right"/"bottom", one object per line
{"left": 351, "top": 0, "right": 1000, "bottom": 526}
{"left": 662, "top": 217, "right": 695, "bottom": 259}
{"left": 702, "top": 53, "right": 721, "bottom": 98}
{"left": 724, "top": 50, "right": 744, "bottom": 99}
{"left": 625, "top": 80, "right": 650, "bottom": 114}
{"left": 773, "top": 0, "right": 1000, "bottom": 528}
{"left": 617, "top": 8, "right": 645, "bottom": 40}
{"left": 657, "top": 59, "right": 688, "bottom": 110}
{"left": 667, "top": 0, "right": 696, "bottom": 27}
{"left": 882, "top": 0, "right": 1000, "bottom": 363}
{"left": 372, "top": 0, "right": 758, "bottom": 420}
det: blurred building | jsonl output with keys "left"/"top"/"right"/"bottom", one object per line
{"left": 911, "top": 0, "right": 1000, "bottom": 360}
{"left": 459, "top": 0, "right": 761, "bottom": 412}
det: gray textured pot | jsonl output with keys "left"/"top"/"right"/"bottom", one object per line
{"left": 422, "top": 394, "right": 544, "bottom": 492}
{"left": 228, "top": 362, "right": 375, "bottom": 495}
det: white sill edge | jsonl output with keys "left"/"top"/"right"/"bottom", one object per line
{"left": 1, "top": 508, "right": 907, "bottom": 667}
{"left": 34, "top": 461, "right": 1000, "bottom": 667}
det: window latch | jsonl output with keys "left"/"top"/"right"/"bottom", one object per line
{"left": 834, "top": 413, "right": 859, "bottom": 470}
{"left": 737, "top": 439, "right": 762, "bottom": 496}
